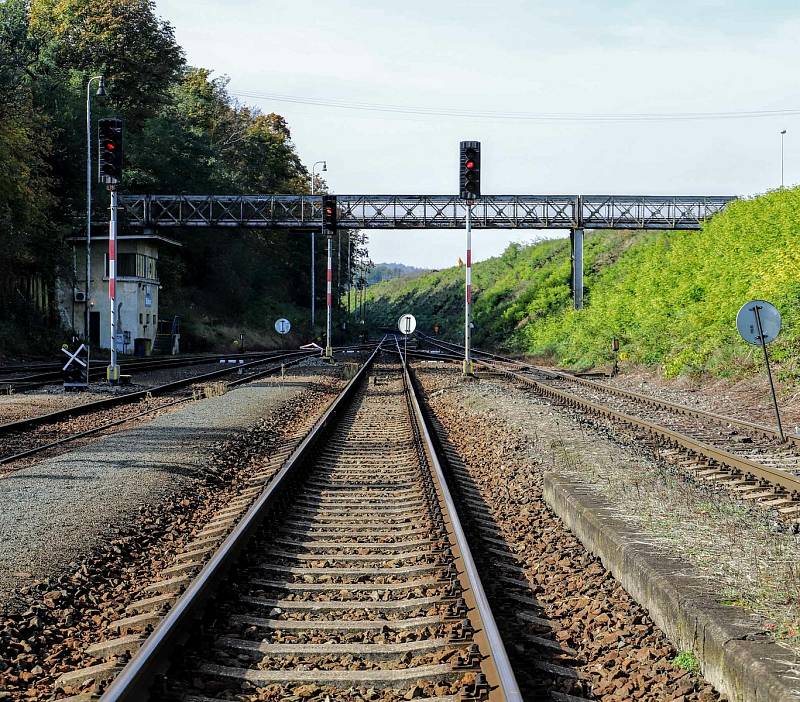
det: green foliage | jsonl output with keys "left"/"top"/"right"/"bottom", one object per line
{"left": 368, "top": 263, "right": 428, "bottom": 285}
{"left": 672, "top": 650, "right": 701, "bottom": 674}
{"left": 0, "top": 0, "right": 338, "bottom": 353}
{"left": 366, "top": 189, "right": 800, "bottom": 380}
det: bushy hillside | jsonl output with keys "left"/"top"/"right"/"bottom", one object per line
{"left": 365, "top": 188, "right": 800, "bottom": 381}
{"left": 368, "top": 263, "right": 428, "bottom": 285}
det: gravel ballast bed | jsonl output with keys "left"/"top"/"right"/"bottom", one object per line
{"left": 0, "top": 370, "right": 324, "bottom": 600}
{"left": 415, "top": 363, "right": 720, "bottom": 701}
{"left": 0, "top": 366, "right": 347, "bottom": 700}
{"left": 449, "top": 367, "right": 800, "bottom": 655}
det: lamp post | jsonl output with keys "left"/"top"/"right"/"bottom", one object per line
{"left": 85, "top": 75, "right": 106, "bottom": 370}
{"left": 781, "top": 129, "right": 787, "bottom": 189}
{"left": 310, "top": 160, "right": 327, "bottom": 330}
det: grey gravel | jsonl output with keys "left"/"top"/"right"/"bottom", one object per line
{"left": 0, "top": 380, "right": 301, "bottom": 599}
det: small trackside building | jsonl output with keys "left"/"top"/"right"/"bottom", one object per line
{"left": 60, "top": 231, "right": 180, "bottom": 355}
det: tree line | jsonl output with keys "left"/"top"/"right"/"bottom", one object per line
{"left": 0, "top": 0, "right": 365, "bottom": 353}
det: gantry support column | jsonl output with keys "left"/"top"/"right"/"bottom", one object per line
{"left": 570, "top": 227, "right": 584, "bottom": 310}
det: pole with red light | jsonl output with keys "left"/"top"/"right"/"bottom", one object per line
{"left": 459, "top": 141, "right": 480, "bottom": 376}
{"left": 98, "top": 118, "right": 123, "bottom": 383}
{"left": 322, "top": 195, "right": 337, "bottom": 358}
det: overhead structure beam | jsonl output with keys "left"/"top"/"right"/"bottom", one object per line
{"left": 119, "top": 194, "right": 735, "bottom": 231}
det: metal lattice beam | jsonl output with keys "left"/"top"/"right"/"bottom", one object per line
{"left": 119, "top": 194, "right": 735, "bottom": 231}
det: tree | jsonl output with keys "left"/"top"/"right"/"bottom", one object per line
{"left": 29, "top": 0, "right": 184, "bottom": 126}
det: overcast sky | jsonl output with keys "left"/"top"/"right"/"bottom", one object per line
{"left": 155, "top": 0, "right": 800, "bottom": 267}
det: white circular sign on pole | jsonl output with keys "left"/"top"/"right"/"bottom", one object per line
{"left": 736, "top": 300, "right": 781, "bottom": 346}
{"left": 398, "top": 314, "right": 417, "bottom": 335}
{"left": 275, "top": 318, "right": 292, "bottom": 335}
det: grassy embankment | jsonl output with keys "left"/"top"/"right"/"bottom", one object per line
{"left": 365, "top": 188, "right": 800, "bottom": 382}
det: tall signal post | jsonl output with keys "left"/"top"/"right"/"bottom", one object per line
{"left": 99, "top": 118, "right": 123, "bottom": 384}
{"left": 459, "top": 141, "right": 481, "bottom": 376}
{"left": 322, "top": 195, "right": 337, "bottom": 358}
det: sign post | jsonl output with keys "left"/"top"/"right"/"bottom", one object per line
{"left": 736, "top": 300, "right": 785, "bottom": 441}
{"left": 397, "top": 314, "right": 416, "bottom": 364}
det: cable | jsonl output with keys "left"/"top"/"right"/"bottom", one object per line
{"left": 231, "top": 90, "right": 800, "bottom": 123}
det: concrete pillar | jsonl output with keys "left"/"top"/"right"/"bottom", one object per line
{"left": 570, "top": 228, "right": 584, "bottom": 310}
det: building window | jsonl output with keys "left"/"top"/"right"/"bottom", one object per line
{"left": 104, "top": 252, "right": 158, "bottom": 281}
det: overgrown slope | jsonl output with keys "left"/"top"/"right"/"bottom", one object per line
{"left": 366, "top": 188, "right": 800, "bottom": 381}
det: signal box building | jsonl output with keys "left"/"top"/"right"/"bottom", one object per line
{"left": 61, "top": 231, "right": 180, "bottom": 355}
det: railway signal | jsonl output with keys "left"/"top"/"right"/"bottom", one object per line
{"left": 459, "top": 140, "right": 481, "bottom": 201}
{"left": 98, "top": 118, "right": 123, "bottom": 185}
{"left": 321, "top": 195, "right": 337, "bottom": 358}
{"left": 459, "top": 141, "right": 480, "bottom": 376}
{"left": 322, "top": 195, "right": 337, "bottom": 231}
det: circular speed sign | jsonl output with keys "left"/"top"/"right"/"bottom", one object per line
{"left": 275, "top": 318, "right": 292, "bottom": 335}
{"left": 736, "top": 300, "right": 781, "bottom": 346}
{"left": 398, "top": 314, "right": 417, "bottom": 335}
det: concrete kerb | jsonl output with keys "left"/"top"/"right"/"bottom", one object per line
{"left": 542, "top": 472, "right": 800, "bottom": 702}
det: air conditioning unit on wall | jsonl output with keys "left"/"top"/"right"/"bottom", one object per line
{"left": 74, "top": 291, "right": 87, "bottom": 302}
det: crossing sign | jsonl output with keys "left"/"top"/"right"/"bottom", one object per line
{"left": 62, "top": 343, "right": 89, "bottom": 391}
{"left": 275, "top": 318, "right": 292, "bottom": 335}
{"left": 398, "top": 314, "right": 416, "bottom": 335}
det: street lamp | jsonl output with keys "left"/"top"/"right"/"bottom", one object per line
{"left": 310, "top": 160, "right": 327, "bottom": 329}
{"left": 86, "top": 75, "right": 106, "bottom": 361}
{"left": 780, "top": 129, "right": 787, "bottom": 189}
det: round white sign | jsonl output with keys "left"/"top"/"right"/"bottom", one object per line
{"left": 736, "top": 300, "right": 781, "bottom": 346}
{"left": 398, "top": 314, "right": 417, "bottom": 335}
{"left": 275, "top": 318, "right": 292, "bottom": 335}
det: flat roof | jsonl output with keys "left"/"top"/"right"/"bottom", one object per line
{"left": 67, "top": 233, "right": 182, "bottom": 247}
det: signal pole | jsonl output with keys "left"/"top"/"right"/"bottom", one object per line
{"left": 322, "top": 195, "right": 337, "bottom": 359}
{"left": 325, "top": 234, "right": 333, "bottom": 358}
{"left": 459, "top": 140, "right": 480, "bottom": 377}
{"left": 107, "top": 186, "right": 120, "bottom": 383}
{"left": 464, "top": 203, "right": 473, "bottom": 376}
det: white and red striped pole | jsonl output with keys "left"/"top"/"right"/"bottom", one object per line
{"left": 325, "top": 234, "right": 333, "bottom": 358}
{"left": 464, "top": 202, "right": 473, "bottom": 376}
{"left": 107, "top": 187, "right": 120, "bottom": 383}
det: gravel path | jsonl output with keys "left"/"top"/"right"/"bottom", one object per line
{"left": 0, "top": 379, "right": 301, "bottom": 600}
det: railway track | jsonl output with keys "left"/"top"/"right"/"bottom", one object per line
{"left": 0, "top": 350, "right": 293, "bottom": 393}
{"left": 56, "top": 342, "right": 520, "bottom": 701}
{"left": 416, "top": 334, "right": 800, "bottom": 521}
{"left": 0, "top": 348, "right": 353, "bottom": 466}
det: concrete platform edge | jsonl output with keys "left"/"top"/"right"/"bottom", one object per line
{"left": 542, "top": 472, "right": 800, "bottom": 702}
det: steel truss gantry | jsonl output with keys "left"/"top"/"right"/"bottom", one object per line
{"left": 119, "top": 194, "right": 735, "bottom": 231}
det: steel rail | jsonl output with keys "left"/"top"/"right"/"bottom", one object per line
{"left": 417, "top": 333, "right": 800, "bottom": 444}
{"left": 0, "top": 349, "right": 329, "bottom": 466}
{"left": 99, "top": 341, "right": 384, "bottom": 701}
{"left": 102, "top": 338, "right": 520, "bottom": 700}
{"left": 488, "top": 363, "right": 800, "bottom": 496}
{"left": 0, "top": 350, "right": 315, "bottom": 437}
{"left": 0, "top": 349, "right": 315, "bottom": 392}
{"left": 396, "top": 337, "right": 523, "bottom": 702}
{"left": 413, "top": 334, "right": 800, "bottom": 497}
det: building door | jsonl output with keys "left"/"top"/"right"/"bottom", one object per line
{"left": 89, "top": 311, "right": 101, "bottom": 347}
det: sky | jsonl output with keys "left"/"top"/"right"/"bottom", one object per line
{"left": 155, "top": 0, "right": 800, "bottom": 267}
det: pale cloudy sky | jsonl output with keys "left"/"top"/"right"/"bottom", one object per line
{"left": 155, "top": 0, "right": 800, "bottom": 267}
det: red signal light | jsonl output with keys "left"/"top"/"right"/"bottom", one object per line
{"left": 465, "top": 160, "right": 475, "bottom": 169}
{"left": 105, "top": 141, "right": 116, "bottom": 150}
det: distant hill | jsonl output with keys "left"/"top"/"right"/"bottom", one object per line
{"left": 364, "top": 187, "right": 800, "bottom": 379}
{"left": 367, "top": 263, "right": 429, "bottom": 285}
